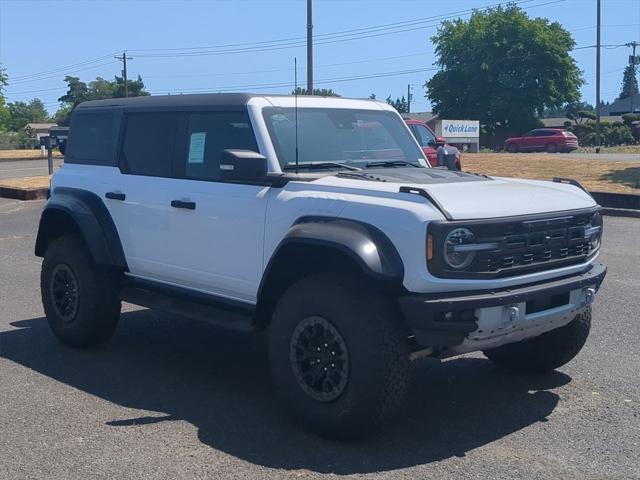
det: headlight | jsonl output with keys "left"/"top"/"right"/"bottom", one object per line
{"left": 587, "top": 211, "right": 603, "bottom": 250}
{"left": 444, "top": 227, "right": 477, "bottom": 269}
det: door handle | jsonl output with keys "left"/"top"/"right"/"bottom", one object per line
{"left": 105, "top": 191, "right": 126, "bottom": 201}
{"left": 171, "top": 199, "right": 196, "bottom": 210}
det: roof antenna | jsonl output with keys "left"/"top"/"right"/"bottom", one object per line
{"left": 294, "top": 57, "right": 299, "bottom": 174}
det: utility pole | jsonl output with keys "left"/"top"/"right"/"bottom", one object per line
{"left": 115, "top": 51, "right": 133, "bottom": 97}
{"left": 407, "top": 84, "right": 411, "bottom": 113}
{"left": 595, "top": 0, "right": 601, "bottom": 153}
{"left": 626, "top": 41, "right": 639, "bottom": 114}
{"left": 307, "top": 0, "right": 313, "bottom": 95}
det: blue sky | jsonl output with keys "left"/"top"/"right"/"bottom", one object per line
{"left": 1, "top": 0, "right": 638, "bottom": 115}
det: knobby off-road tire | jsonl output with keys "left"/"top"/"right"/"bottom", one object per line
{"left": 41, "top": 235, "right": 122, "bottom": 348}
{"left": 268, "top": 272, "right": 412, "bottom": 439}
{"left": 483, "top": 307, "right": 591, "bottom": 373}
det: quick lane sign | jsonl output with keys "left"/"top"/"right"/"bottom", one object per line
{"left": 439, "top": 120, "right": 480, "bottom": 138}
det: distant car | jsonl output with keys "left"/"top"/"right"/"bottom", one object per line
{"left": 404, "top": 118, "right": 461, "bottom": 169}
{"left": 504, "top": 128, "right": 578, "bottom": 153}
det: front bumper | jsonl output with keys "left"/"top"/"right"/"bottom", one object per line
{"left": 398, "top": 263, "right": 606, "bottom": 352}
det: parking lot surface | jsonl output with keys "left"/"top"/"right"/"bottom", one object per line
{"left": 1, "top": 198, "right": 638, "bottom": 480}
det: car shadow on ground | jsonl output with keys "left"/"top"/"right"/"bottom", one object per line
{"left": 1, "top": 310, "right": 570, "bottom": 475}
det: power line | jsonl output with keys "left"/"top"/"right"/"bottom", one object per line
{"left": 9, "top": 54, "right": 118, "bottom": 82}
{"left": 132, "top": 0, "right": 557, "bottom": 58}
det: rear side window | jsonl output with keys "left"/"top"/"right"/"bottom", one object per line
{"left": 66, "top": 112, "right": 117, "bottom": 165}
{"left": 121, "top": 113, "right": 179, "bottom": 177}
{"left": 412, "top": 124, "right": 436, "bottom": 147}
{"left": 182, "top": 112, "right": 257, "bottom": 181}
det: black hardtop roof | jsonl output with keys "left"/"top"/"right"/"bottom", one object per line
{"left": 76, "top": 93, "right": 256, "bottom": 110}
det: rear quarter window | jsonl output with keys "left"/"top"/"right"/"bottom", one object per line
{"left": 65, "top": 112, "right": 118, "bottom": 165}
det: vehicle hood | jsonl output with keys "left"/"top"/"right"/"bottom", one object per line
{"left": 309, "top": 167, "right": 596, "bottom": 220}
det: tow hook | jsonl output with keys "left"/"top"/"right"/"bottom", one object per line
{"left": 584, "top": 287, "right": 596, "bottom": 306}
{"left": 502, "top": 305, "right": 520, "bottom": 328}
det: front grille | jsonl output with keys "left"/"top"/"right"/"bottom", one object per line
{"left": 428, "top": 208, "right": 600, "bottom": 279}
{"left": 474, "top": 212, "right": 594, "bottom": 274}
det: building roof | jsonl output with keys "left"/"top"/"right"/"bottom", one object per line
{"left": 601, "top": 94, "right": 640, "bottom": 115}
{"left": 402, "top": 112, "right": 438, "bottom": 123}
{"left": 24, "top": 123, "right": 58, "bottom": 130}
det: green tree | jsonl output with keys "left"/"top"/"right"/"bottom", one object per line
{"left": 113, "top": 74, "right": 150, "bottom": 98}
{"left": 426, "top": 4, "right": 583, "bottom": 141}
{"left": 52, "top": 105, "right": 73, "bottom": 127}
{"left": 386, "top": 95, "right": 408, "bottom": 113}
{"left": 291, "top": 87, "right": 340, "bottom": 96}
{"left": 618, "top": 65, "right": 639, "bottom": 100}
{"left": 58, "top": 74, "right": 150, "bottom": 109}
{"left": 6, "top": 98, "right": 49, "bottom": 131}
{"left": 58, "top": 76, "right": 89, "bottom": 108}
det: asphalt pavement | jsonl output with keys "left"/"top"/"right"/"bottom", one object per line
{"left": 0, "top": 198, "right": 638, "bottom": 480}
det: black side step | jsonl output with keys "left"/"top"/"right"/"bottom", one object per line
{"left": 119, "top": 278, "right": 255, "bottom": 332}
{"left": 399, "top": 186, "right": 453, "bottom": 220}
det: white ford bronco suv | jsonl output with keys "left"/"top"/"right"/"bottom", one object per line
{"left": 36, "top": 94, "right": 606, "bottom": 438}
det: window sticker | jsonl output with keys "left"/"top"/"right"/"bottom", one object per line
{"left": 188, "top": 132, "right": 206, "bottom": 164}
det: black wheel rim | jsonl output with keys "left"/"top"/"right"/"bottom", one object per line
{"left": 50, "top": 264, "right": 79, "bottom": 323}
{"left": 289, "top": 316, "right": 349, "bottom": 402}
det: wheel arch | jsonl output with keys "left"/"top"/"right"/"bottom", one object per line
{"left": 254, "top": 217, "right": 404, "bottom": 327}
{"left": 35, "top": 187, "right": 127, "bottom": 270}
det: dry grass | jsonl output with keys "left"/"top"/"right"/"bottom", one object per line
{"left": 463, "top": 153, "right": 640, "bottom": 194}
{"left": 0, "top": 175, "right": 50, "bottom": 190}
{"left": 0, "top": 149, "right": 63, "bottom": 161}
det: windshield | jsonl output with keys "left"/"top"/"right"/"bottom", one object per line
{"left": 262, "top": 107, "right": 427, "bottom": 170}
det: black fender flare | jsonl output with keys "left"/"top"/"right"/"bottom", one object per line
{"left": 258, "top": 216, "right": 404, "bottom": 300}
{"left": 35, "top": 187, "right": 128, "bottom": 270}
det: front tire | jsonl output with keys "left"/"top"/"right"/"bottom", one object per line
{"left": 41, "top": 235, "right": 122, "bottom": 347}
{"left": 507, "top": 143, "right": 518, "bottom": 153}
{"left": 268, "top": 272, "right": 411, "bottom": 438}
{"left": 483, "top": 308, "right": 591, "bottom": 373}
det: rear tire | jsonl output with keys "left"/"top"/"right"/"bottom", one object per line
{"left": 483, "top": 308, "right": 591, "bottom": 373}
{"left": 546, "top": 142, "right": 558, "bottom": 153}
{"left": 41, "top": 235, "right": 121, "bottom": 348}
{"left": 268, "top": 272, "right": 411, "bottom": 438}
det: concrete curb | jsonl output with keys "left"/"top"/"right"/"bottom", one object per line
{"left": 601, "top": 207, "right": 640, "bottom": 218}
{"left": 591, "top": 191, "right": 640, "bottom": 210}
{"left": 0, "top": 186, "right": 49, "bottom": 201}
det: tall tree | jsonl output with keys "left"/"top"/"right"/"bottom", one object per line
{"left": 6, "top": 98, "right": 49, "bottom": 131}
{"left": 0, "top": 64, "right": 9, "bottom": 131}
{"left": 58, "top": 74, "right": 150, "bottom": 109}
{"left": 618, "top": 65, "right": 639, "bottom": 100}
{"left": 291, "top": 87, "right": 340, "bottom": 96}
{"left": 58, "top": 76, "right": 89, "bottom": 108}
{"left": 386, "top": 96, "right": 408, "bottom": 113}
{"left": 426, "top": 5, "right": 583, "bottom": 137}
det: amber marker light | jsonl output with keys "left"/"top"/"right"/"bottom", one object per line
{"left": 427, "top": 234, "right": 434, "bottom": 262}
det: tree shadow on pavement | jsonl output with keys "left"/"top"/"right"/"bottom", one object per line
{"left": 599, "top": 167, "right": 640, "bottom": 190}
{"left": 1, "top": 310, "right": 570, "bottom": 475}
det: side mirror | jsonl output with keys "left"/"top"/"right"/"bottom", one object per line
{"left": 220, "top": 149, "right": 268, "bottom": 182}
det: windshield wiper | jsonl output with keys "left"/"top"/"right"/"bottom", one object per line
{"left": 364, "top": 160, "right": 420, "bottom": 168}
{"left": 283, "top": 162, "right": 361, "bottom": 171}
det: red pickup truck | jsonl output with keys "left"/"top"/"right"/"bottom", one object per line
{"left": 404, "top": 118, "right": 461, "bottom": 169}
